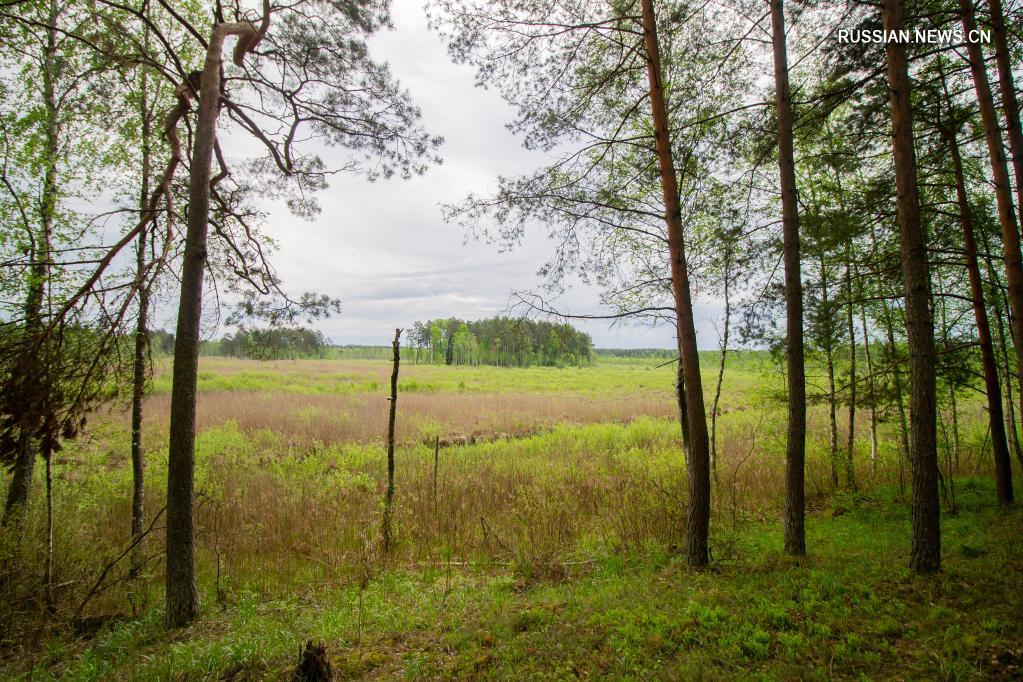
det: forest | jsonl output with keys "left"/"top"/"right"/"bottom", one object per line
{"left": 0, "top": 0, "right": 1022, "bottom": 678}
{"left": 406, "top": 317, "right": 594, "bottom": 367}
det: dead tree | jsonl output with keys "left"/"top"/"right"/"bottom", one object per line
{"left": 382, "top": 328, "right": 402, "bottom": 554}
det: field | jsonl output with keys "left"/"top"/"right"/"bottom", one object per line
{"left": 1, "top": 354, "right": 1021, "bottom": 679}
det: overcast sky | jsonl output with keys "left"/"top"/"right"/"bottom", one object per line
{"left": 220, "top": 0, "right": 725, "bottom": 349}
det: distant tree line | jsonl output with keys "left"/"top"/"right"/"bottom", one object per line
{"left": 408, "top": 317, "right": 592, "bottom": 367}
{"left": 595, "top": 348, "right": 676, "bottom": 359}
{"left": 202, "top": 327, "right": 330, "bottom": 360}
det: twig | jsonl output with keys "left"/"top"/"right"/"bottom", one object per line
{"left": 74, "top": 505, "right": 166, "bottom": 621}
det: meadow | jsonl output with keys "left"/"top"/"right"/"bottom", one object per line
{"left": 0, "top": 353, "right": 1020, "bottom": 679}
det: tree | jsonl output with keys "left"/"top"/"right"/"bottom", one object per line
{"left": 85, "top": 0, "right": 442, "bottom": 626}
{"left": 770, "top": 0, "right": 806, "bottom": 556}
{"left": 430, "top": 0, "right": 754, "bottom": 567}
{"left": 958, "top": 0, "right": 1023, "bottom": 439}
{"left": 882, "top": 0, "right": 940, "bottom": 572}
{"left": 935, "top": 59, "right": 1013, "bottom": 505}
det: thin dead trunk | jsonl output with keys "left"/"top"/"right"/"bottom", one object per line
{"left": 383, "top": 328, "right": 401, "bottom": 554}
{"left": 676, "top": 357, "right": 690, "bottom": 452}
{"left": 821, "top": 254, "right": 840, "bottom": 488}
{"left": 640, "top": 0, "right": 711, "bottom": 567}
{"left": 941, "top": 65, "right": 1012, "bottom": 502}
{"left": 771, "top": 0, "right": 806, "bottom": 555}
{"left": 934, "top": 267, "right": 959, "bottom": 508}
{"left": 882, "top": 303, "right": 911, "bottom": 497}
{"left": 845, "top": 248, "right": 857, "bottom": 492}
{"left": 710, "top": 246, "right": 731, "bottom": 489}
{"left": 959, "top": 0, "right": 1023, "bottom": 424}
{"left": 130, "top": 47, "right": 153, "bottom": 572}
{"left": 858, "top": 293, "right": 879, "bottom": 472}
{"left": 43, "top": 448, "right": 53, "bottom": 612}
{"left": 883, "top": 0, "right": 941, "bottom": 572}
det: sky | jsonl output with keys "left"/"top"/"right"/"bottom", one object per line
{"left": 221, "top": 0, "right": 726, "bottom": 349}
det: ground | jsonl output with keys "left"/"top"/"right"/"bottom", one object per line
{"left": 1, "top": 355, "right": 1020, "bottom": 679}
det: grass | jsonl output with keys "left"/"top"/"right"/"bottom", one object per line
{"left": 0, "top": 356, "right": 1019, "bottom": 679}
{"left": 151, "top": 353, "right": 775, "bottom": 398}
{"left": 11, "top": 480, "right": 1022, "bottom": 680}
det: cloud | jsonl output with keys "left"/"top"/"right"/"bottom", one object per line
{"left": 219, "top": 0, "right": 724, "bottom": 349}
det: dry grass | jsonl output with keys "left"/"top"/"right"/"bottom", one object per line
{"left": 0, "top": 357, "right": 998, "bottom": 637}
{"left": 132, "top": 390, "right": 681, "bottom": 447}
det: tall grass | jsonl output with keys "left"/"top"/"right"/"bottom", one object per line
{"left": 0, "top": 357, "right": 997, "bottom": 644}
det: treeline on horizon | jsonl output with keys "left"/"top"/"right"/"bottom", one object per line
{"left": 181, "top": 317, "right": 596, "bottom": 366}
{"left": 406, "top": 317, "right": 593, "bottom": 367}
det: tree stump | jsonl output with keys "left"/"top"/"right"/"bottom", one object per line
{"left": 293, "top": 640, "right": 333, "bottom": 681}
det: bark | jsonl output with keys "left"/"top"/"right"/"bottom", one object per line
{"left": 859, "top": 301, "right": 879, "bottom": 471}
{"left": 710, "top": 247, "right": 731, "bottom": 488}
{"left": 43, "top": 448, "right": 53, "bottom": 611}
{"left": 977, "top": 223, "right": 1022, "bottom": 470}
{"left": 4, "top": 1, "right": 59, "bottom": 527}
{"left": 771, "top": 0, "right": 806, "bottom": 555}
{"left": 989, "top": 0, "right": 1023, "bottom": 228}
{"left": 883, "top": 0, "right": 941, "bottom": 573}
{"left": 165, "top": 5, "right": 268, "bottom": 628}
{"left": 934, "top": 268, "right": 959, "bottom": 509}
{"left": 675, "top": 358, "right": 691, "bottom": 452}
{"left": 640, "top": 0, "right": 711, "bottom": 567}
{"left": 960, "top": 0, "right": 1023, "bottom": 423}
{"left": 845, "top": 250, "right": 857, "bottom": 492}
{"left": 992, "top": 285, "right": 1023, "bottom": 473}
{"left": 943, "top": 101, "right": 1012, "bottom": 500}
{"left": 383, "top": 328, "right": 401, "bottom": 554}
{"left": 131, "top": 55, "right": 153, "bottom": 570}
{"left": 821, "top": 254, "right": 840, "bottom": 488}
{"left": 882, "top": 302, "right": 911, "bottom": 496}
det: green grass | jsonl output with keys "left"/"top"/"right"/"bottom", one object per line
{"left": 17, "top": 479, "right": 1022, "bottom": 680}
{"left": 150, "top": 353, "right": 780, "bottom": 399}
{"left": 2, "top": 356, "right": 1013, "bottom": 680}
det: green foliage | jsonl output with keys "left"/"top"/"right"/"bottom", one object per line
{"left": 408, "top": 317, "right": 593, "bottom": 368}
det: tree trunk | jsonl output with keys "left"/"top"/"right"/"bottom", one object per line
{"left": 882, "top": 302, "right": 911, "bottom": 496}
{"left": 640, "top": 0, "right": 711, "bottom": 567}
{"left": 821, "top": 254, "right": 840, "bottom": 488}
{"left": 859, "top": 302, "right": 879, "bottom": 472}
{"left": 845, "top": 250, "right": 857, "bottom": 492}
{"left": 676, "top": 357, "right": 690, "bottom": 454}
{"left": 989, "top": 0, "right": 1023, "bottom": 227}
{"left": 710, "top": 246, "right": 731, "bottom": 488}
{"left": 4, "top": 1, "right": 59, "bottom": 528}
{"left": 131, "top": 54, "right": 153, "bottom": 572}
{"left": 941, "top": 84, "right": 1012, "bottom": 501}
{"left": 383, "top": 328, "right": 401, "bottom": 554}
{"left": 934, "top": 267, "right": 959, "bottom": 509}
{"left": 883, "top": 0, "right": 941, "bottom": 573}
{"left": 959, "top": 0, "right": 1023, "bottom": 423}
{"left": 43, "top": 448, "right": 53, "bottom": 612}
{"left": 166, "top": 26, "right": 232, "bottom": 629}
{"left": 771, "top": 0, "right": 806, "bottom": 555}
{"left": 993, "top": 286, "right": 1023, "bottom": 473}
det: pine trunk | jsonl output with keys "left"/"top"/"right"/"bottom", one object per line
{"left": 771, "top": 0, "right": 806, "bottom": 555}
{"left": 942, "top": 82, "right": 1013, "bottom": 501}
{"left": 166, "top": 25, "right": 231, "bottom": 628}
{"left": 883, "top": 0, "right": 941, "bottom": 573}
{"left": 640, "top": 0, "right": 711, "bottom": 567}
{"left": 959, "top": 0, "right": 1023, "bottom": 428}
